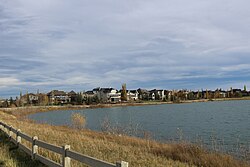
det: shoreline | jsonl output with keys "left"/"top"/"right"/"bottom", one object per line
{"left": 1, "top": 96, "right": 250, "bottom": 117}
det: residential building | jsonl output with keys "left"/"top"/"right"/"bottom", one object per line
{"left": 137, "top": 88, "right": 150, "bottom": 100}
{"left": 127, "top": 90, "right": 139, "bottom": 101}
{"left": 149, "top": 89, "right": 165, "bottom": 100}
{"left": 20, "top": 93, "right": 39, "bottom": 105}
{"left": 68, "top": 90, "right": 77, "bottom": 103}
{"left": 0, "top": 98, "right": 7, "bottom": 107}
{"left": 94, "top": 87, "right": 120, "bottom": 103}
{"left": 47, "top": 90, "right": 70, "bottom": 105}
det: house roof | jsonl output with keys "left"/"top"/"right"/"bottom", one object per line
{"left": 93, "top": 87, "right": 101, "bottom": 91}
{"left": 129, "top": 90, "right": 138, "bottom": 93}
{"left": 149, "top": 89, "right": 163, "bottom": 93}
{"left": 100, "top": 88, "right": 115, "bottom": 93}
{"left": 85, "top": 91, "right": 94, "bottom": 95}
{"left": 28, "top": 93, "right": 37, "bottom": 96}
{"left": 68, "top": 90, "right": 77, "bottom": 96}
{"left": 137, "top": 88, "right": 149, "bottom": 93}
{"left": 20, "top": 93, "right": 38, "bottom": 99}
{"left": 47, "top": 90, "right": 66, "bottom": 96}
{"left": 232, "top": 89, "right": 242, "bottom": 92}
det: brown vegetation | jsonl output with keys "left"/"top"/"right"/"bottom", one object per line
{"left": 0, "top": 130, "right": 45, "bottom": 167}
{"left": 71, "top": 113, "right": 86, "bottom": 129}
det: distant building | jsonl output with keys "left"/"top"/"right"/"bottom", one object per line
{"left": 47, "top": 90, "right": 70, "bottom": 105}
{"left": 68, "top": 90, "right": 77, "bottom": 103}
{"left": 93, "top": 87, "right": 120, "bottom": 103}
{"left": 20, "top": 93, "right": 39, "bottom": 105}
{"left": 81, "top": 91, "right": 95, "bottom": 100}
{"left": 149, "top": 89, "right": 165, "bottom": 100}
{"left": 127, "top": 90, "right": 139, "bottom": 101}
{"left": 232, "top": 89, "right": 242, "bottom": 98}
{"left": 137, "top": 88, "right": 150, "bottom": 100}
{"left": 0, "top": 98, "right": 7, "bottom": 107}
{"left": 37, "top": 93, "right": 49, "bottom": 106}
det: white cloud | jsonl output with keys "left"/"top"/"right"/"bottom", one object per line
{"left": 0, "top": 77, "right": 21, "bottom": 88}
{"left": 221, "top": 64, "right": 250, "bottom": 72}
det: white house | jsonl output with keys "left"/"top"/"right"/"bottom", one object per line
{"left": 127, "top": 90, "right": 139, "bottom": 101}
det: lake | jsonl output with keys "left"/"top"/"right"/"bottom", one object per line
{"left": 29, "top": 100, "right": 250, "bottom": 157}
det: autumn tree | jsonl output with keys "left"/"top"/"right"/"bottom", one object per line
{"left": 121, "top": 83, "right": 127, "bottom": 101}
{"left": 206, "top": 89, "right": 209, "bottom": 99}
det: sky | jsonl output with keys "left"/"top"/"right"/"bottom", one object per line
{"left": 1, "top": 0, "right": 250, "bottom": 98}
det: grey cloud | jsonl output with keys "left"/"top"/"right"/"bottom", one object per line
{"left": 1, "top": 0, "right": 250, "bottom": 97}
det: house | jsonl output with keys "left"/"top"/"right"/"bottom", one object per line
{"left": 47, "top": 90, "right": 70, "bottom": 105}
{"left": 68, "top": 90, "right": 77, "bottom": 103}
{"left": 169, "top": 90, "right": 176, "bottom": 101}
{"left": 187, "top": 91, "right": 195, "bottom": 100}
{"left": 232, "top": 89, "right": 242, "bottom": 98}
{"left": 149, "top": 91, "right": 155, "bottom": 100}
{"left": 149, "top": 89, "right": 165, "bottom": 100}
{"left": 127, "top": 90, "right": 139, "bottom": 101}
{"left": 20, "top": 93, "right": 39, "bottom": 105}
{"left": 242, "top": 90, "right": 249, "bottom": 97}
{"left": 220, "top": 90, "right": 227, "bottom": 98}
{"left": 0, "top": 98, "right": 7, "bottom": 107}
{"left": 202, "top": 90, "right": 214, "bottom": 99}
{"left": 193, "top": 90, "right": 202, "bottom": 99}
{"left": 110, "top": 91, "right": 121, "bottom": 103}
{"left": 94, "top": 87, "right": 120, "bottom": 103}
{"left": 164, "top": 90, "right": 172, "bottom": 101}
{"left": 200, "top": 90, "right": 207, "bottom": 99}
{"left": 37, "top": 93, "right": 49, "bottom": 106}
{"left": 80, "top": 91, "right": 99, "bottom": 104}
{"left": 176, "top": 90, "right": 189, "bottom": 100}
{"left": 28, "top": 93, "right": 39, "bottom": 103}
{"left": 81, "top": 91, "right": 95, "bottom": 100}
{"left": 137, "top": 88, "right": 150, "bottom": 100}
{"left": 93, "top": 87, "right": 101, "bottom": 94}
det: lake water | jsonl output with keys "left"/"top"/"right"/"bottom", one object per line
{"left": 29, "top": 100, "right": 250, "bottom": 157}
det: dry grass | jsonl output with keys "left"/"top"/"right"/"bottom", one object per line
{"left": 0, "top": 106, "right": 85, "bottom": 118}
{"left": 0, "top": 131, "right": 45, "bottom": 167}
{"left": 0, "top": 110, "right": 249, "bottom": 167}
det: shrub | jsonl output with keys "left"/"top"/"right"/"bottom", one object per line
{"left": 71, "top": 113, "right": 86, "bottom": 129}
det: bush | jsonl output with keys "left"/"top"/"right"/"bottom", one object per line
{"left": 71, "top": 113, "right": 86, "bottom": 129}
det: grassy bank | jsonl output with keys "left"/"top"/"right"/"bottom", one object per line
{"left": 0, "top": 110, "right": 249, "bottom": 167}
{"left": 0, "top": 130, "right": 45, "bottom": 167}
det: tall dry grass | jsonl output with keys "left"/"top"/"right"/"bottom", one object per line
{"left": 0, "top": 110, "right": 249, "bottom": 167}
{"left": 0, "top": 131, "right": 45, "bottom": 167}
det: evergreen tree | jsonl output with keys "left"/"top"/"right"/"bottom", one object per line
{"left": 26, "top": 91, "right": 29, "bottom": 105}
{"left": 10, "top": 97, "right": 14, "bottom": 105}
{"left": 76, "top": 93, "right": 83, "bottom": 104}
